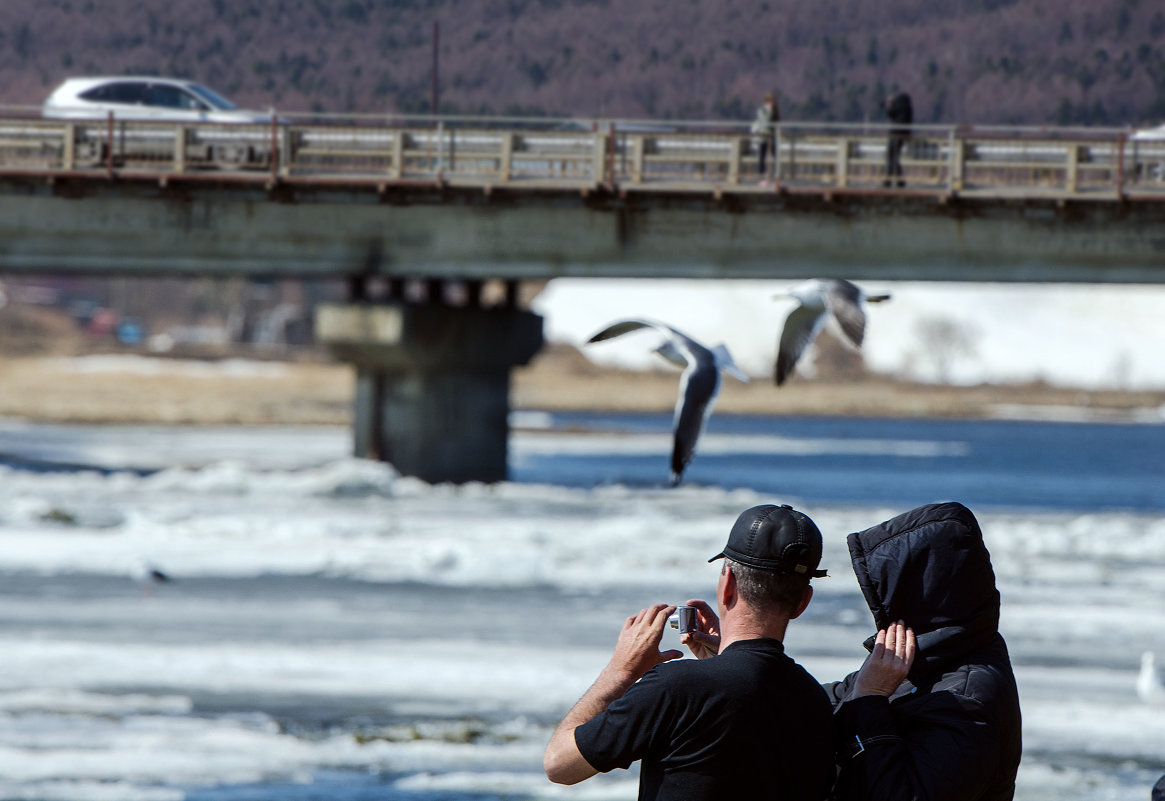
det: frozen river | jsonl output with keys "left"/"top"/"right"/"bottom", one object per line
{"left": 0, "top": 414, "right": 1162, "bottom": 800}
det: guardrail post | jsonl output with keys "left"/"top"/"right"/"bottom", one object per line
{"left": 728, "top": 136, "right": 743, "bottom": 186}
{"left": 173, "top": 125, "right": 186, "bottom": 175}
{"left": 630, "top": 135, "right": 645, "bottom": 184}
{"left": 277, "top": 125, "right": 292, "bottom": 178}
{"left": 836, "top": 138, "right": 849, "bottom": 188}
{"left": 787, "top": 129, "right": 797, "bottom": 183}
{"left": 391, "top": 131, "right": 404, "bottom": 179}
{"left": 269, "top": 115, "right": 279, "bottom": 183}
{"left": 499, "top": 131, "right": 514, "bottom": 182}
{"left": 106, "top": 112, "right": 114, "bottom": 178}
{"left": 1116, "top": 133, "right": 1126, "bottom": 198}
{"left": 593, "top": 127, "right": 610, "bottom": 188}
{"left": 1066, "top": 143, "right": 1080, "bottom": 195}
{"left": 606, "top": 123, "right": 616, "bottom": 189}
{"left": 62, "top": 123, "right": 75, "bottom": 171}
{"left": 773, "top": 126, "right": 782, "bottom": 184}
{"left": 949, "top": 132, "right": 964, "bottom": 192}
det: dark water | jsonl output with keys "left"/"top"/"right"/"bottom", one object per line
{"left": 512, "top": 413, "right": 1165, "bottom": 512}
{"left": 1, "top": 414, "right": 1160, "bottom": 512}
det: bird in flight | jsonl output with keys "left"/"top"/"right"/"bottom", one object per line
{"left": 586, "top": 319, "right": 748, "bottom": 485}
{"left": 773, "top": 278, "right": 891, "bottom": 385}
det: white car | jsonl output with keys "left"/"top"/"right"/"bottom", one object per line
{"left": 42, "top": 76, "right": 273, "bottom": 124}
{"left": 1131, "top": 123, "right": 1165, "bottom": 141}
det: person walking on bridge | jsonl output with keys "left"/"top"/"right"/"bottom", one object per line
{"left": 882, "top": 91, "right": 913, "bottom": 188}
{"left": 752, "top": 92, "right": 780, "bottom": 187}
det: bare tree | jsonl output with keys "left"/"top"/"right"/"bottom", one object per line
{"left": 914, "top": 316, "right": 978, "bottom": 384}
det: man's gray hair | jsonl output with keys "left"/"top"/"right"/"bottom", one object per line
{"left": 724, "top": 558, "right": 811, "bottom": 615}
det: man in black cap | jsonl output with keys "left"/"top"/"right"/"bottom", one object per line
{"left": 543, "top": 503, "right": 835, "bottom": 800}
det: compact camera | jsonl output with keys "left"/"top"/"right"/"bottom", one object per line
{"left": 668, "top": 606, "right": 697, "bottom": 634}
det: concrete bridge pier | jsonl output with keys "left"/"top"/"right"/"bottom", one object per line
{"left": 315, "top": 300, "right": 544, "bottom": 483}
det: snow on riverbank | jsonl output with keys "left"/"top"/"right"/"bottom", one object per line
{"left": 534, "top": 279, "right": 1165, "bottom": 390}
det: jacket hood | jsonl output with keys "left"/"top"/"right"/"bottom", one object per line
{"left": 848, "top": 502, "right": 1001, "bottom": 679}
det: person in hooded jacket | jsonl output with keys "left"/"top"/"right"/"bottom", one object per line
{"left": 882, "top": 91, "right": 912, "bottom": 187}
{"left": 822, "top": 502, "right": 1022, "bottom": 801}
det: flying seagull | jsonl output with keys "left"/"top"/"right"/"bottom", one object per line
{"left": 586, "top": 319, "right": 748, "bottom": 485}
{"left": 773, "top": 278, "right": 891, "bottom": 385}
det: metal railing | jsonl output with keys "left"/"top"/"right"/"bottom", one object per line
{"left": 0, "top": 108, "right": 1163, "bottom": 199}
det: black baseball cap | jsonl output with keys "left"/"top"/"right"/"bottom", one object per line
{"left": 709, "top": 504, "right": 828, "bottom": 578}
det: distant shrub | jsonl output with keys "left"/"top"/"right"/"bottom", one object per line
{"left": 521, "top": 58, "right": 548, "bottom": 89}
{"left": 341, "top": 1, "right": 368, "bottom": 23}
{"left": 12, "top": 22, "right": 33, "bottom": 60}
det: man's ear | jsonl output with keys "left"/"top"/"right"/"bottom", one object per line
{"left": 788, "top": 584, "right": 813, "bottom": 620}
{"left": 718, "top": 564, "right": 738, "bottom": 610}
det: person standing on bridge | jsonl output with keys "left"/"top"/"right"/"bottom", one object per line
{"left": 752, "top": 92, "right": 780, "bottom": 187}
{"left": 882, "top": 91, "right": 913, "bottom": 188}
{"left": 544, "top": 503, "right": 834, "bottom": 800}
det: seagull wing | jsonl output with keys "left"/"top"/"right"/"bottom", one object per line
{"left": 671, "top": 359, "right": 720, "bottom": 485}
{"left": 710, "top": 344, "right": 749, "bottom": 382}
{"left": 585, "top": 319, "right": 657, "bottom": 344}
{"left": 775, "top": 304, "right": 828, "bottom": 385}
{"left": 822, "top": 279, "right": 868, "bottom": 347}
{"left": 588, "top": 318, "right": 714, "bottom": 364}
{"left": 654, "top": 339, "right": 690, "bottom": 369}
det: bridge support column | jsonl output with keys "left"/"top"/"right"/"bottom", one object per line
{"left": 316, "top": 302, "right": 543, "bottom": 483}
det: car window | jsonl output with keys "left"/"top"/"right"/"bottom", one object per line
{"left": 147, "top": 84, "right": 207, "bottom": 110}
{"left": 79, "top": 82, "right": 148, "bottom": 104}
{"left": 186, "top": 84, "right": 238, "bottom": 111}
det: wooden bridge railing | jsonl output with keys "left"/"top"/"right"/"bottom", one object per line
{"left": 0, "top": 111, "right": 1163, "bottom": 200}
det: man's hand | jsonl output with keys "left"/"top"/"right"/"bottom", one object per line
{"left": 679, "top": 598, "right": 722, "bottom": 660}
{"left": 852, "top": 621, "right": 916, "bottom": 698}
{"left": 607, "top": 604, "right": 684, "bottom": 682}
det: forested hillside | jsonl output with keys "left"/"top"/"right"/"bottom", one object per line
{"left": 0, "top": 0, "right": 1162, "bottom": 126}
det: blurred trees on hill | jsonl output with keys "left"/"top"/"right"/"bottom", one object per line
{"left": 0, "top": 0, "right": 1162, "bottom": 125}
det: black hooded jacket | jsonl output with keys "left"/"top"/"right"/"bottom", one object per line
{"left": 823, "top": 502, "right": 1022, "bottom": 801}
{"left": 885, "top": 92, "right": 913, "bottom": 132}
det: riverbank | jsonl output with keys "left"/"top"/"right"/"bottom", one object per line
{"left": 0, "top": 347, "right": 1162, "bottom": 426}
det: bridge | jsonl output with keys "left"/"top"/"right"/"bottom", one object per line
{"left": 1, "top": 112, "right": 1163, "bottom": 481}
{"left": 0, "top": 114, "right": 1162, "bottom": 280}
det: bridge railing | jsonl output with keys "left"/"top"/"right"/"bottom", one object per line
{"left": 769, "top": 122, "right": 1165, "bottom": 197}
{"left": 0, "top": 109, "right": 1163, "bottom": 199}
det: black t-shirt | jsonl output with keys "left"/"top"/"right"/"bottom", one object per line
{"left": 574, "top": 638, "right": 834, "bottom": 801}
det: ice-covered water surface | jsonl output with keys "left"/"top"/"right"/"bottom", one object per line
{"left": 0, "top": 422, "right": 1162, "bottom": 800}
